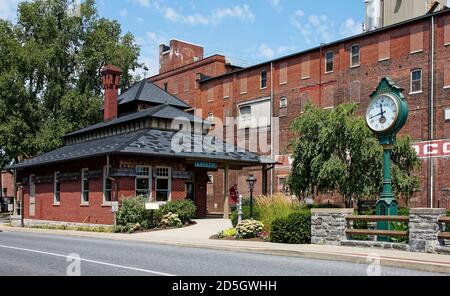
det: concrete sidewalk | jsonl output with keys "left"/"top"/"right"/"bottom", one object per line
{"left": 1, "top": 220, "right": 450, "bottom": 274}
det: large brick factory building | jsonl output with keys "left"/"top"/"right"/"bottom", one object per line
{"left": 149, "top": 5, "right": 450, "bottom": 212}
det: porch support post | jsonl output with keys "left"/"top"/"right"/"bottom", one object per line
{"left": 262, "top": 164, "right": 268, "bottom": 196}
{"left": 223, "top": 164, "right": 230, "bottom": 219}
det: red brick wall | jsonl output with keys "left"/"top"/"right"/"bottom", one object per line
{"left": 17, "top": 155, "right": 209, "bottom": 224}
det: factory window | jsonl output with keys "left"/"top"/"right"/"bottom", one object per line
{"left": 81, "top": 169, "right": 89, "bottom": 205}
{"left": 279, "top": 63, "right": 288, "bottom": 85}
{"left": 54, "top": 172, "right": 61, "bottom": 205}
{"left": 260, "top": 70, "right": 267, "bottom": 89}
{"left": 350, "top": 44, "right": 360, "bottom": 68}
{"left": 410, "top": 69, "right": 423, "bottom": 94}
{"left": 325, "top": 50, "right": 334, "bottom": 73}
{"left": 378, "top": 33, "right": 390, "bottom": 61}
{"left": 445, "top": 15, "right": 450, "bottom": 46}
{"left": 240, "top": 74, "right": 247, "bottom": 94}
{"left": 350, "top": 81, "right": 361, "bottom": 103}
{"left": 223, "top": 80, "right": 231, "bottom": 98}
{"left": 164, "top": 82, "right": 168, "bottom": 92}
{"left": 301, "top": 55, "right": 310, "bottom": 79}
{"left": 280, "top": 97, "right": 288, "bottom": 108}
{"left": 410, "top": 24, "right": 424, "bottom": 53}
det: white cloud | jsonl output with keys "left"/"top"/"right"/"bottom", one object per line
{"left": 133, "top": 0, "right": 150, "bottom": 7}
{"left": 259, "top": 44, "right": 275, "bottom": 59}
{"left": 340, "top": 17, "right": 363, "bottom": 37}
{"left": 134, "top": 31, "right": 168, "bottom": 77}
{"left": 268, "top": 0, "right": 280, "bottom": 8}
{"left": 0, "top": 0, "right": 23, "bottom": 21}
{"left": 163, "top": 4, "right": 255, "bottom": 26}
{"left": 120, "top": 9, "right": 128, "bottom": 19}
{"left": 258, "top": 44, "right": 296, "bottom": 59}
{"left": 291, "top": 10, "right": 334, "bottom": 45}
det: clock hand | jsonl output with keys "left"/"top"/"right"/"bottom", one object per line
{"left": 370, "top": 112, "right": 384, "bottom": 119}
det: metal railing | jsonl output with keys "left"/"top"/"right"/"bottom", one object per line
{"left": 438, "top": 217, "right": 450, "bottom": 241}
{"left": 345, "top": 215, "right": 409, "bottom": 239}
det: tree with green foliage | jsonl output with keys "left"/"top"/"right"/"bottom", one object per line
{"left": 287, "top": 103, "right": 421, "bottom": 207}
{"left": 0, "top": 0, "right": 142, "bottom": 165}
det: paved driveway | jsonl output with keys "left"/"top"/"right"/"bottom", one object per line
{"left": 131, "top": 219, "right": 232, "bottom": 242}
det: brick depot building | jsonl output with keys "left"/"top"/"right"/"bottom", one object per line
{"left": 149, "top": 9, "right": 450, "bottom": 211}
{"left": 8, "top": 65, "right": 270, "bottom": 225}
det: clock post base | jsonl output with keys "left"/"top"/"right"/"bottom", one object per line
{"left": 376, "top": 198, "right": 398, "bottom": 242}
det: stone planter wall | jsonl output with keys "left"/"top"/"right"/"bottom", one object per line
{"left": 311, "top": 208, "right": 450, "bottom": 255}
{"left": 311, "top": 209, "right": 354, "bottom": 246}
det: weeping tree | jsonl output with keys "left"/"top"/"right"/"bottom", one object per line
{"left": 287, "top": 103, "right": 421, "bottom": 207}
{"left": 0, "top": 0, "right": 143, "bottom": 164}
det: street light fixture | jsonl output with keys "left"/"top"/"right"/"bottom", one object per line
{"left": 246, "top": 174, "right": 257, "bottom": 220}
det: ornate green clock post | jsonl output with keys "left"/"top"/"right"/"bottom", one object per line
{"left": 366, "top": 78, "right": 409, "bottom": 240}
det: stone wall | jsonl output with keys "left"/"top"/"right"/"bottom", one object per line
{"left": 10, "top": 216, "right": 111, "bottom": 228}
{"left": 311, "top": 208, "right": 450, "bottom": 254}
{"left": 311, "top": 209, "right": 354, "bottom": 246}
{"left": 408, "top": 208, "right": 447, "bottom": 253}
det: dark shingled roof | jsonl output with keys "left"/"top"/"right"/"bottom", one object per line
{"left": 118, "top": 79, "right": 190, "bottom": 109}
{"left": 65, "top": 104, "right": 207, "bottom": 138}
{"left": 9, "top": 129, "right": 274, "bottom": 169}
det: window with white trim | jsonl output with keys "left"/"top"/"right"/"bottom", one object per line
{"left": 325, "top": 51, "right": 334, "bottom": 73}
{"left": 136, "top": 166, "right": 152, "bottom": 199}
{"left": 156, "top": 167, "right": 171, "bottom": 202}
{"left": 350, "top": 44, "right": 360, "bottom": 67}
{"left": 103, "top": 166, "right": 112, "bottom": 204}
{"left": 410, "top": 69, "right": 422, "bottom": 93}
{"left": 54, "top": 172, "right": 60, "bottom": 204}
{"left": 260, "top": 70, "right": 267, "bottom": 89}
{"left": 280, "top": 97, "right": 288, "bottom": 108}
{"left": 81, "top": 169, "right": 89, "bottom": 204}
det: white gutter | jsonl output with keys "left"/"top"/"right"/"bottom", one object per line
{"left": 270, "top": 61, "right": 274, "bottom": 196}
{"left": 430, "top": 16, "right": 435, "bottom": 208}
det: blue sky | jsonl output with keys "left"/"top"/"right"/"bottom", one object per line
{"left": 1, "top": 0, "right": 366, "bottom": 75}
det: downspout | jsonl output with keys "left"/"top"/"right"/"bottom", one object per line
{"left": 429, "top": 16, "right": 435, "bottom": 208}
{"left": 270, "top": 61, "right": 274, "bottom": 196}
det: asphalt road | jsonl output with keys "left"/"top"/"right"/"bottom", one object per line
{"left": 0, "top": 231, "right": 444, "bottom": 276}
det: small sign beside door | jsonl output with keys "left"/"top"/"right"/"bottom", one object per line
{"left": 111, "top": 202, "right": 119, "bottom": 213}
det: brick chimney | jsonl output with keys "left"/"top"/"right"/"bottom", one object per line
{"left": 101, "top": 64, "right": 122, "bottom": 121}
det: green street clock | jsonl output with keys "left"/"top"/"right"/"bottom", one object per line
{"left": 366, "top": 78, "right": 409, "bottom": 241}
{"left": 366, "top": 77, "right": 409, "bottom": 145}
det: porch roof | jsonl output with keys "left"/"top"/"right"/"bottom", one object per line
{"left": 8, "top": 129, "right": 275, "bottom": 170}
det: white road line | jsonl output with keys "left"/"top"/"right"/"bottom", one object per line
{"left": 0, "top": 244, "right": 176, "bottom": 276}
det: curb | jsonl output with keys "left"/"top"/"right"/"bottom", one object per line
{"left": 1, "top": 225, "right": 449, "bottom": 274}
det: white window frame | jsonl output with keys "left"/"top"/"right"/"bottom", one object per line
{"left": 54, "top": 172, "right": 60, "bottom": 205}
{"left": 29, "top": 175, "right": 36, "bottom": 215}
{"left": 103, "top": 166, "right": 113, "bottom": 206}
{"left": 155, "top": 167, "right": 171, "bottom": 203}
{"left": 325, "top": 50, "right": 334, "bottom": 73}
{"left": 350, "top": 44, "right": 360, "bottom": 68}
{"left": 280, "top": 97, "right": 288, "bottom": 108}
{"left": 260, "top": 70, "right": 268, "bottom": 89}
{"left": 410, "top": 69, "right": 423, "bottom": 94}
{"left": 81, "top": 168, "right": 89, "bottom": 206}
{"left": 135, "top": 165, "right": 152, "bottom": 200}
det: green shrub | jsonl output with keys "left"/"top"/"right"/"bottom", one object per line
{"left": 235, "top": 220, "right": 264, "bottom": 239}
{"left": 447, "top": 211, "right": 450, "bottom": 217}
{"left": 216, "top": 228, "right": 238, "bottom": 239}
{"left": 398, "top": 207, "right": 410, "bottom": 216}
{"left": 112, "top": 223, "right": 144, "bottom": 233}
{"left": 116, "top": 196, "right": 149, "bottom": 227}
{"left": 270, "top": 211, "right": 311, "bottom": 244}
{"left": 158, "top": 200, "right": 196, "bottom": 224}
{"left": 159, "top": 212, "right": 183, "bottom": 228}
{"left": 254, "top": 195, "right": 302, "bottom": 231}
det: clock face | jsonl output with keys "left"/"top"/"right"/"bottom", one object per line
{"left": 366, "top": 94, "right": 399, "bottom": 133}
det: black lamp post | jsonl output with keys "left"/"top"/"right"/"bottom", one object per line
{"left": 246, "top": 174, "right": 257, "bottom": 219}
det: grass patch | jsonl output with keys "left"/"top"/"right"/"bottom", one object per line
{"left": 29, "top": 224, "right": 113, "bottom": 233}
